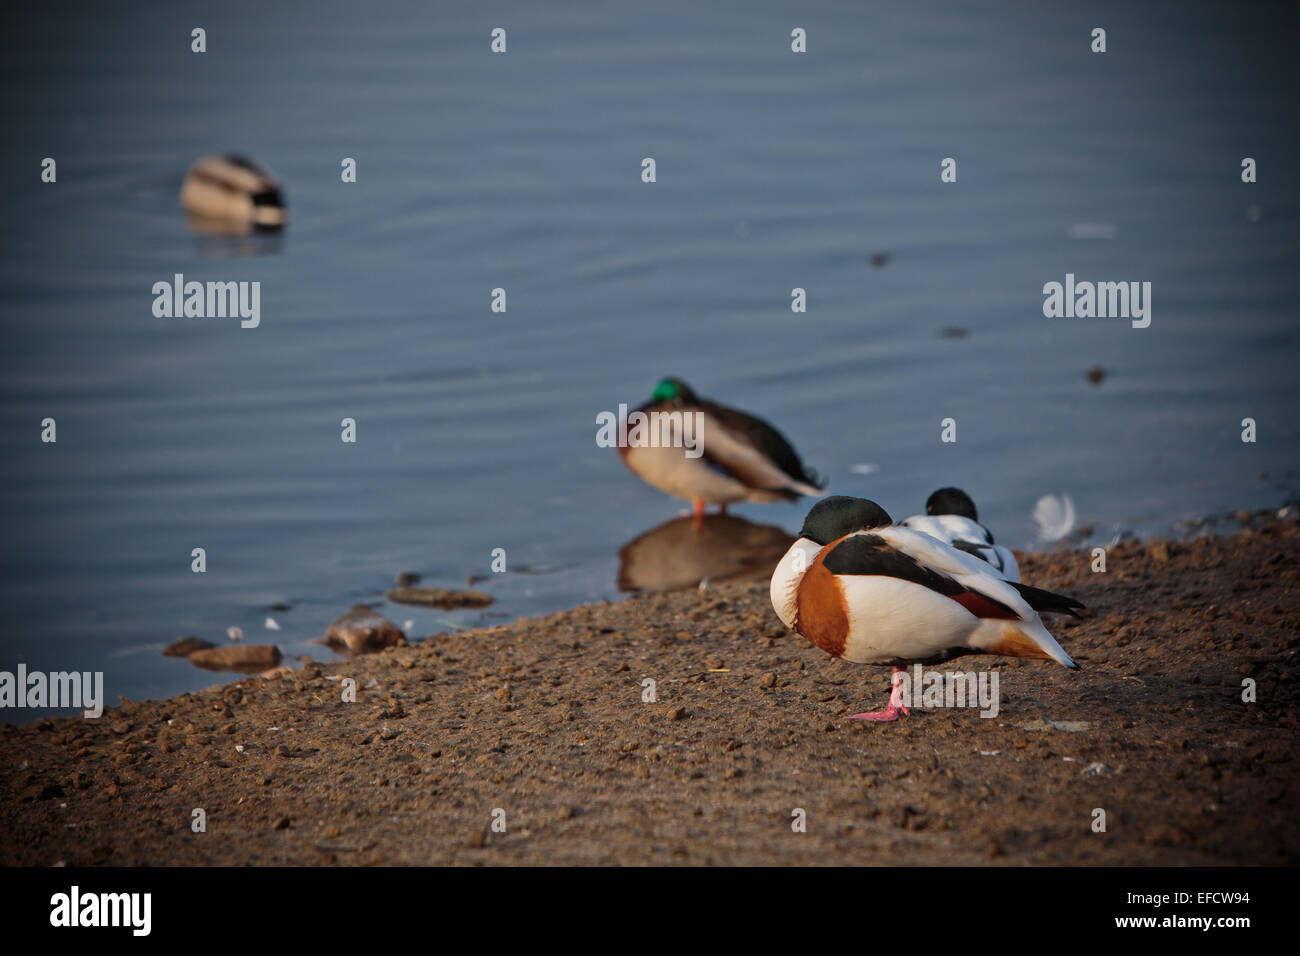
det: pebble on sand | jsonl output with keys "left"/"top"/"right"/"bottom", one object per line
{"left": 1015, "top": 718, "right": 1092, "bottom": 733}
{"left": 385, "top": 587, "right": 493, "bottom": 609}
{"left": 324, "top": 605, "right": 408, "bottom": 654}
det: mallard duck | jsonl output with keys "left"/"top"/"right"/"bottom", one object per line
{"left": 180, "top": 155, "right": 287, "bottom": 230}
{"left": 900, "top": 487, "right": 1020, "bottom": 581}
{"left": 617, "top": 377, "right": 825, "bottom": 522}
{"left": 771, "top": 496, "right": 1081, "bottom": 721}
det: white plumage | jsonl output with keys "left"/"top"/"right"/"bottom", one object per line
{"left": 899, "top": 513, "right": 1021, "bottom": 581}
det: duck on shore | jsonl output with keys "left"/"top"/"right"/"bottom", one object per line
{"left": 180, "top": 155, "right": 287, "bottom": 231}
{"left": 771, "top": 496, "right": 1082, "bottom": 721}
{"left": 901, "top": 487, "right": 1020, "bottom": 581}
{"left": 617, "top": 377, "right": 825, "bottom": 525}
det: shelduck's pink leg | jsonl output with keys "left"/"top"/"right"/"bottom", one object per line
{"left": 692, "top": 498, "right": 705, "bottom": 529}
{"left": 849, "top": 666, "right": 910, "bottom": 721}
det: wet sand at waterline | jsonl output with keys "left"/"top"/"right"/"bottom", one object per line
{"left": 2, "top": 518, "right": 1297, "bottom": 866}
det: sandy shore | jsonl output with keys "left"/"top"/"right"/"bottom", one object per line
{"left": 2, "top": 517, "right": 1297, "bottom": 865}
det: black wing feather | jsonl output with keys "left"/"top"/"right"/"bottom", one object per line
{"left": 823, "top": 534, "right": 1025, "bottom": 618}
{"left": 823, "top": 534, "right": 963, "bottom": 596}
{"left": 950, "top": 538, "right": 1008, "bottom": 574}
{"left": 950, "top": 539, "right": 991, "bottom": 559}
{"left": 1008, "top": 581, "right": 1086, "bottom": 618}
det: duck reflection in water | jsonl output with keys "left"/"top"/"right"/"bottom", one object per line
{"left": 617, "top": 513, "right": 794, "bottom": 593}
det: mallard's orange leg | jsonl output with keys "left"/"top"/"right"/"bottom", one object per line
{"left": 692, "top": 498, "right": 705, "bottom": 529}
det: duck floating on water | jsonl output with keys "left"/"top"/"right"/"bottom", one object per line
{"left": 771, "top": 496, "right": 1082, "bottom": 722}
{"left": 617, "top": 377, "right": 825, "bottom": 524}
{"left": 180, "top": 155, "right": 287, "bottom": 231}
{"left": 901, "top": 487, "right": 1020, "bottom": 581}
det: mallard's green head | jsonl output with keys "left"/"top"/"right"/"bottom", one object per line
{"left": 651, "top": 377, "right": 698, "bottom": 404}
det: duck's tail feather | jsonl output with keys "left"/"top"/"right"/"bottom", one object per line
{"left": 972, "top": 617, "right": 1078, "bottom": 669}
{"left": 1009, "top": 581, "right": 1085, "bottom": 618}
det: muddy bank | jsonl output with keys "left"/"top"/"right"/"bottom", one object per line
{"left": 1, "top": 519, "right": 1297, "bottom": 865}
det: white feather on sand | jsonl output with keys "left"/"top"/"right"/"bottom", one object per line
{"left": 1034, "top": 494, "right": 1076, "bottom": 541}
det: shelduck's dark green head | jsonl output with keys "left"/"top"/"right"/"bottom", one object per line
{"left": 926, "top": 487, "right": 978, "bottom": 520}
{"left": 650, "top": 377, "right": 698, "bottom": 404}
{"left": 799, "top": 496, "right": 892, "bottom": 545}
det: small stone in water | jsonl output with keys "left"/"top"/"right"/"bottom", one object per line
{"left": 324, "top": 606, "right": 407, "bottom": 654}
{"left": 190, "top": 645, "right": 283, "bottom": 673}
{"left": 386, "top": 587, "right": 492, "bottom": 609}
{"left": 163, "top": 636, "right": 217, "bottom": 658}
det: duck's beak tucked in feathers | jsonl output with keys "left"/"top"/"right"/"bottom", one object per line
{"left": 771, "top": 497, "right": 1084, "bottom": 722}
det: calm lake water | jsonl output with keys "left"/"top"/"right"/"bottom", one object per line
{"left": 2, "top": 1, "right": 1298, "bottom": 721}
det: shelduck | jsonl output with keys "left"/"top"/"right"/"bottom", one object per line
{"left": 771, "top": 496, "right": 1082, "bottom": 721}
